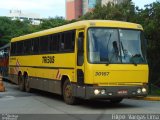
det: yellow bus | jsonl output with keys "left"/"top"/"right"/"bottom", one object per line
{"left": 9, "top": 20, "right": 148, "bottom": 104}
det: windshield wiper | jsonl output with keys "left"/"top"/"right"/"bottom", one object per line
{"left": 130, "top": 54, "right": 142, "bottom": 66}
{"left": 131, "top": 60, "right": 138, "bottom": 66}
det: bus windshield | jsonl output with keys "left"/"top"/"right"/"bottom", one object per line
{"left": 88, "top": 28, "right": 147, "bottom": 64}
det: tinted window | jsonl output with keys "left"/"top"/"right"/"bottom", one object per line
{"left": 24, "top": 39, "right": 32, "bottom": 54}
{"left": 40, "top": 36, "right": 49, "bottom": 53}
{"left": 11, "top": 42, "right": 17, "bottom": 55}
{"left": 60, "top": 30, "right": 75, "bottom": 52}
{"left": 49, "top": 34, "right": 60, "bottom": 52}
{"left": 32, "top": 38, "right": 39, "bottom": 53}
{"left": 10, "top": 30, "right": 76, "bottom": 55}
{"left": 16, "top": 41, "right": 24, "bottom": 55}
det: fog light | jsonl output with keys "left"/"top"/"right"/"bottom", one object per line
{"left": 137, "top": 89, "right": 141, "bottom": 94}
{"left": 142, "top": 88, "right": 147, "bottom": 93}
{"left": 94, "top": 89, "right": 100, "bottom": 95}
{"left": 101, "top": 89, "right": 106, "bottom": 95}
{"left": 132, "top": 92, "right": 136, "bottom": 95}
{"left": 108, "top": 92, "right": 113, "bottom": 96}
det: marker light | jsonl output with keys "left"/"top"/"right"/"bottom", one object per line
{"left": 137, "top": 89, "right": 141, "bottom": 94}
{"left": 101, "top": 89, "right": 106, "bottom": 95}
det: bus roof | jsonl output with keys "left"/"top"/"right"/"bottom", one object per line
{"left": 11, "top": 20, "right": 143, "bottom": 42}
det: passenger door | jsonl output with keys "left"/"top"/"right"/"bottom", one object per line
{"left": 76, "top": 30, "right": 85, "bottom": 86}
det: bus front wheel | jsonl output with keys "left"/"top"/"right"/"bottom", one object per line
{"left": 63, "top": 80, "right": 77, "bottom": 105}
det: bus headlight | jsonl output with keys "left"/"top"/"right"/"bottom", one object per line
{"left": 142, "top": 88, "right": 147, "bottom": 93}
{"left": 94, "top": 89, "right": 100, "bottom": 95}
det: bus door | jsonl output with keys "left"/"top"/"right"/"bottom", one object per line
{"left": 76, "top": 30, "right": 85, "bottom": 87}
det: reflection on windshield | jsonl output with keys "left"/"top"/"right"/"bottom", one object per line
{"left": 88, "top": 28, "right": 147, "bottom": 64}
{"left": 119, "top": 29, "right": 146, "bottom": 64}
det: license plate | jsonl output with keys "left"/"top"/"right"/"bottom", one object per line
{"left": 117, "top": 90, "right": 128, "bottom": 94}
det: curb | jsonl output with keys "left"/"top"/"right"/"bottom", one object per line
{"left": 135, "top": 96, "right": 160, "bottom": 101}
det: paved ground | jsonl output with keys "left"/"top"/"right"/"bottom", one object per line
{"left": 0, "top": 81, "right": 160, "bottom": 119}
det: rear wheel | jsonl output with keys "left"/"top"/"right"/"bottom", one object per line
{"left": 18, "top": 74, "right": 25, "bottom": 91}
{"left": 63, "top": 80, "right": 77, "bottom": 105}
{"left": 25, "top": 75, "right": 31, "bottom": 92}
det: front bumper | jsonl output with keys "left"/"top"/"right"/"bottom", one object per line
{"left": 73, "top": 84, "right": 148, "bottom": 99}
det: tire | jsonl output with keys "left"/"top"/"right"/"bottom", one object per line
{"left": 110, "top": 98, "right": 123, "bottom": 104}
{"left": 63, "top": 80, "right": 77, "bottom": 105}
{"left": 25, "top": 75, "right": 31, "bottom": 92}
{"left": 18, "top": 74, "right": 25, "bottom": 91}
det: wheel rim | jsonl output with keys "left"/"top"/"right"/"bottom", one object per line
{"left": 64, "top": 84, "right": 72, "bottom": 100}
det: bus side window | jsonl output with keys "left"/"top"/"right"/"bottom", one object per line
{"left": 60, "top": 33, "right": 65, "bottom": 51}
{"left": 47, "top": 35, "right": 52, "bottom": 53}
{"left": 50, "top": 34, "right": 59, "bottom": 53}
{"left": 15, "top": 41, "right": 25, "bottom": 55}
{"left": 23, "top": 39, "right": 31, "bottom": 55}
{"left": 60, "top": 30, "right": 75, "bottom": 52}
{"left": 65, "top": 30, "right": 75, "bottom": 51}
{"left": 11, "top": 42, "right": 16, "bottom": 56}
{"left": 55, "top": 34, "right": 60, "bottom": 52}
{"left": 39, "top": 36, "right": 49, "bottom": 53}
{"left": 32, "top": 38, "right": 39, "bottom": 54}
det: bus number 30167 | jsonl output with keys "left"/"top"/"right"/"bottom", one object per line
{"left": 95, "top": 72, "right": 109, "bottom": 76}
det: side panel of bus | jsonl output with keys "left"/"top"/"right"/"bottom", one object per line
{"left": 9, "top": 29, "right": 80, "bottom": 95}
